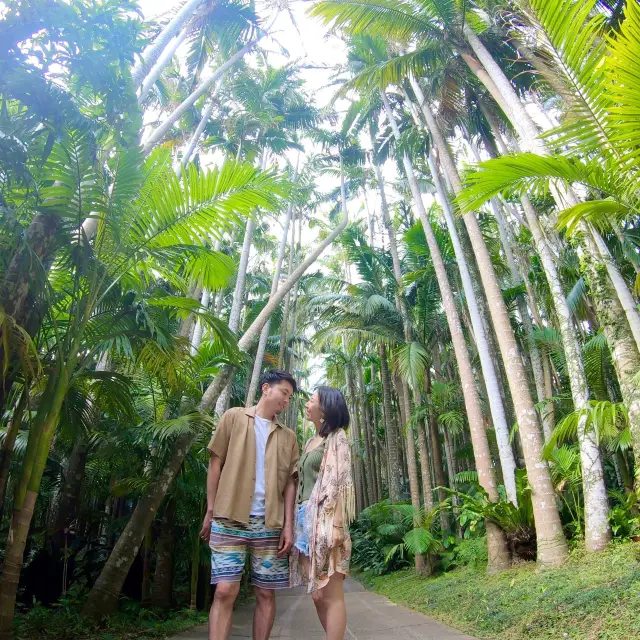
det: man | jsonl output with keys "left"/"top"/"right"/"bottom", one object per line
{"left": 199, "top": 369, "right": 299, "bottom": 640}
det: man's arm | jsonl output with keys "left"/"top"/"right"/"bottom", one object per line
{"left": 277, "top": 475, "right": 297, "bottom": 557}
{"left": 199, "top": 454, "right": 223, "bottom": 540}
{"left": 277, "top": 436, "right": 299, "bottom": 557}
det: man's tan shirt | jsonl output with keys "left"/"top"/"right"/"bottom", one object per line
{"left": 207, "top": 405, "right": 300, "bottom": 530}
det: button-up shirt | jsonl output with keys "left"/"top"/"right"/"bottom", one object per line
{"left": 207, "top": 405, "right": 300, "bottom": 529}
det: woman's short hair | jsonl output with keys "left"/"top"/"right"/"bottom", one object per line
{"left": 317, "top": 386, "right": 350, "bottom": 437}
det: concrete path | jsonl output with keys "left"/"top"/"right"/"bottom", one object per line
{"left": 171, "top": 579, "right": 475, "bottom": 639}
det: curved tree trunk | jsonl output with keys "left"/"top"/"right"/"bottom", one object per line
{"left": 82, "top": 159, "right": 350, "bottom": 620}
{"left": 132, "top": 0, "right": 204, "bottom": 89}
{"left": 246, "top": 162, "right": 299, "bottom": 405}
{"left": 405, "top": 81, "right": 569, "bottom": 565}
{"left": 381, "top": 92, "right": 510, "bottom": 572}
{"left": 138, "top": 28, "right": 189, "bottom": 103}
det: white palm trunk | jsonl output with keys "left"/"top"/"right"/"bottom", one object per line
{"left": 132, "top": 0, "right": 205, "bottom": 89}
{"left": 176, "top": 78, "right": 225, "bottom": 178}
{"left": 138, "top": 28, "right": 189, "bottom": 103}
{"left": 425, "top": 148, "right": 518, "bottom": 505}
{"left": 245, "top": 160, "right": 300, "bottom": 406}
{"left": 142, "top": 24, "right": 272, "bottom": 154}
{"left": 439, "top": 34, "right": 612, "bottom": 551}
{"left": 400, "top": 81, "right": 568, "bottom": 565}
{"left": 381, "top": 92, "right": 510, "bottom": 571}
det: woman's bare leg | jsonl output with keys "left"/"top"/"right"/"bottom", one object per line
{"left": 300, "top": 555, "right": 327, "bottom": 632}
{"left": 313, "top": 573, "right": 346, "bottom": 640}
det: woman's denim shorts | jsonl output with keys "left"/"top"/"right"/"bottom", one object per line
{"left": 294, "top": 502, "right": 310, "bottom": 557}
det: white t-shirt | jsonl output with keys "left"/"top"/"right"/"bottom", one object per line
{"left": 250, "top": 414, "right": 271, "bottom": 516}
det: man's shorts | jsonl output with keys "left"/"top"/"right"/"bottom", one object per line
{"left": 209, "top": 516, "right": 289, "bottom": 589}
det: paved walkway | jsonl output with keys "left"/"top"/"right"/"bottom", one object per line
{"left": 171, "top": 579, "right": 474, "bottom": 639}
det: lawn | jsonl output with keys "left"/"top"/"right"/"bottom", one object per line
{"left": 357, "top": 542, "right": 640, "bottom": 639}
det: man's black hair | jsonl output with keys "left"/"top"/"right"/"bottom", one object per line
{"left": 259, "top": 369, "right": 298, "bottom": 394}
{"left": 316, "top": 386, "right": 350, "bottom": 436}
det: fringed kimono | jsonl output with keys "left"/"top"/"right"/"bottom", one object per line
{"left": 290, "top": 427, "right": 356, "bottom": 593}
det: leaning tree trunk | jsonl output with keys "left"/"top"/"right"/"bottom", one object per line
{"left": 142, "top": 33, "right": 267, "bottom": 154}
{"left": 402, "top": 84, "right": 569, "bottom": 566}
{"left": 0, "top": 214, "right": 61, "bottom": 410}
{"left": 381, "top": 91, "right": 510, "bottom": 572}
{"left": 454, "top": 41, "right": 612, "bottom": 548}
{"left": 132, "top": 0, "right": 204, "bottom": 89}
{"left": 138, "top": 28, "right": 190, "bottom": 103}
{"left": 404, "top": 85, "right": 519, "bottom": 503}
{"left": 82, "top": 159, "right": 350, "bottom": 620}
{"left": 246, "top": 162, "right": 299, "bottom": 405}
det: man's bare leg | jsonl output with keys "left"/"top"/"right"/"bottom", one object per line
{"left": 209, "top": 582, "right": 240, "bottom": 640}
{"left": 253, "top": 587, "right": 276, "bottom": 640}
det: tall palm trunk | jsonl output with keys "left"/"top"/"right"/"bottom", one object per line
{"left": 379, "top": 344, "right": 403, "bottom": 502}
{"left": 83, "top": 158, "right": 350, "bottom": 619}
{"left": 357, "top": 363, "right": 376, "bottom": 504}
{"left": 405, "top": 84, "right": 519, "bottom": 500}
{"left": 246, "top": 163, "right": 299, "bottom": 405}
{"left": 381, "top": 91, "right": 510, "bottom": 571}
{"left": 465, "top": 27, "right": 640, "bottom": 358}
{"left": 215, "top": 152, "right": 264, "bottom": 414}
{"left": 403, "top": 84, "right": 570, "bottom": 564}
{"left": 346, "top": 365, "right": 366, "bottom": 511}
{"left": 132, "top": 0, "right": 204, "bottom": 89}
{"left": 371, "top": 128, "right": 432, "bottom": 512}
{"left": 278, "top": 215, "right": 297, "bottom": 369}
{"left": 455, "top": 61, "right": 611, "bottom": 547}
{"left": 426, "top": 367, "right": 450, "bottom": 532}
{"left": 138, "top": 28, "right": 190, "bottom": 103}
{"left": 422, "top": 145, "right": 518, "bottom": 505}
{"left": 189, "top": 529, "right": 201, "bottom": 610}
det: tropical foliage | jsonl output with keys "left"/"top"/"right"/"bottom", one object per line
{"left": 1, "top": 0, "right": 640, "bottom": 638}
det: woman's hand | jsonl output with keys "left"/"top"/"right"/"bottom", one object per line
{"left": 331, "top": 523, "right": 344, "bottom": 548}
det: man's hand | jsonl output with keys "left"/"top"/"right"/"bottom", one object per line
{"left": 277, "top": 524, "right": 294, "bottom": 558}
{"left": 199, "top": 510, "right": 213, "bottom": 541}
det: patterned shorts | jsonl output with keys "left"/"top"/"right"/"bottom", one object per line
{"left": 209, "top": 516, "right": 289, "bottom": 589}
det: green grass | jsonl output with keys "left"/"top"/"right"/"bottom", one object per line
{"left": 357, "top": 542, "right": 640, "bottom": 639}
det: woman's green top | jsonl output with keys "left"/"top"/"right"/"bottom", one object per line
{"left": 296, "top": 439, "right": 326, "bottom": 504}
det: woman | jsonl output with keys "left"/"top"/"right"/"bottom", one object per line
{"left": 290, "top": 386, "right": 355, "bottom": 640}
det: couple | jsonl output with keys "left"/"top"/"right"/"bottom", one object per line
{"left": 199, "top": 369, "right": 354, "bottom": 640}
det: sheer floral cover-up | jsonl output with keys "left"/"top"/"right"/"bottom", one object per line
{"left": 290, "top": 428, "right": 356, "bottom": 593}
